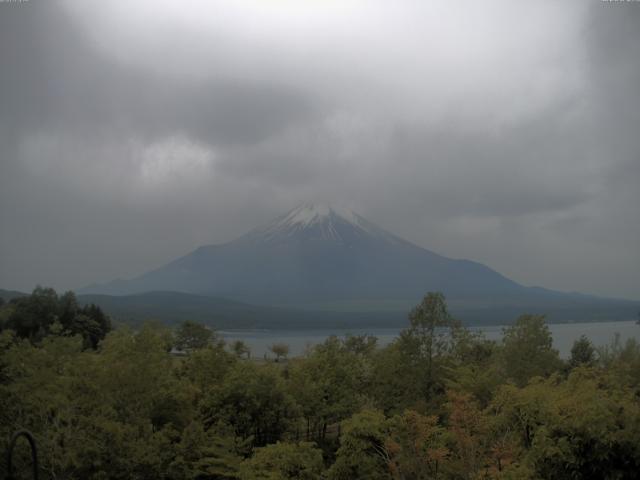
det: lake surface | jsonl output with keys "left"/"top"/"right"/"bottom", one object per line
{"left": 221, "top": 320, "right": 640, "bottom": 359}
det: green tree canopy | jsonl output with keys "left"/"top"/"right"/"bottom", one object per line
{"left": 175, "top": 320, "right": 215, "bottom": 351}
{"left": 239, "top": 442, "right": 324, "bottom": 480}
{"left": 289, "top": 336, "right": 367, "bottom": 442}
{"left": 328, "top": 409, "right": 391, "bottom": 480}
{"left": 202, "top": 362, "right": 299, "bottom": 446}
{"left": 500, "top": 314, "right": 561, "bottom": 386}
{"left": 2, "top": 287, "right": 111, "bottom": 348}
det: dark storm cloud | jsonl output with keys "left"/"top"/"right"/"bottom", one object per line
{"left": 0, "top": 0, "right": 317, "bottom": 290}
{"left": 0, "top": 1, "right": 315, "bottom": 147}
{"left": 0, "top": 0, "right": 638, "bottom": 299}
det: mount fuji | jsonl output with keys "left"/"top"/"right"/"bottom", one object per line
{"left": 80, "top": 203, "right": 639, "bottom": 324}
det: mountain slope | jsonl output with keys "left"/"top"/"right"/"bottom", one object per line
{"left": 80, "top": 203, "right": 639, "bottom": 322}
{"left": 82, "top": 203, "right": 525, "bottom": 302}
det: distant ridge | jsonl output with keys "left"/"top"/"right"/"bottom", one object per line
{"left": 0, "top": 288, "right": 28, "bottom": 302}
{"left": 2, "top": 287, "right": 638, "bottom": 329}
{"left": 76, "top": 291, "right": 407, "bottom": 329}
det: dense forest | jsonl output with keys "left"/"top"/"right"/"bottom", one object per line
{"left": 2, "top": 288, "right": 640, "bottom": 479}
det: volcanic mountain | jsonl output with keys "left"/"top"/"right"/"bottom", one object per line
{"left": 81, "top": 203, "right": 638, "bottom": 323}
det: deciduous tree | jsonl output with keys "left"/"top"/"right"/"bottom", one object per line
{"left": 270, "top": 342, "right": 290, "bottom": 362}
{"left": 239, "top": 441, "right": 324, "bottom": 480}
{"left": 501, "top": 314, "right": 561, "bottom": 386}
{"left": 175, "top": 320, "right": 215, "bottom": 351}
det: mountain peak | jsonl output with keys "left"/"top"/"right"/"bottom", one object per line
{"left": 279, "top": 203, "right": 357, "bottom": 228}
{"left": 247, "top": 202, "right": 381, "bottom": 243}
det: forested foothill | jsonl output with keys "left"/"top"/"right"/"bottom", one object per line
{"left": 2, "top": 289, "right": 640, "bottom": 479}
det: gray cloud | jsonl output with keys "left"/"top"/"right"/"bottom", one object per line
{"left": 0, "top": 0, "right": 638, "bottom": 299}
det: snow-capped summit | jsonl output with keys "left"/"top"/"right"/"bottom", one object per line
{"left": 278, "top": 203, "right": 353, "bottom": 228}
{"left": 248, "top": 202, "right": 383, "bottom": 243}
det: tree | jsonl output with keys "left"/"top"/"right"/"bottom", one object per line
{"left": 69, "top": 313, "right": 103, "bottom": 350}
{"left": 343, "top": 333, "right": 378, "bottom": 356}
{"left": 270, "top": 342, "right": 290, "bottom": 362}
{"left": 77, "top": 302, "right": 112, "bottom": 347}
{"left": 289, "top": 336, "right": 367, "bottom": 442}
{"left": 179, "top": 342, "right": 236, "bottom": 394}
{"left": 167, "top": 421, "right": 246, "bottom": 479}
{"left": 231, "top": 339, "right": 251, "bottom": 359}
{"left": 386, "top": 410, "right": 450, "bottom": 480}
{"left": 0, "top": 300, "right": 13, "bottom": 331}
{"left": 3, "top": 288, "right": 110, "bottom": 348}
{"left": 239, "top": 442, "right": 324, "bottom": 480}
{"left": 202, "top": 362, "right": 299, "bottom": 446}
{"left": 329, "top": 408, "right": 450, "bottom": 480}
{"left": 445, "top": 391, "right": 488, "bottom": 478}
{"left": 501, "top": 314, "right": 561, "bottom": 386}
{"left": 175, "top": 320, "right": 214, "bottom": 351}
{"left": 328, "top": 409, "right": 392, "bottom": 480}
{"left": 58, "top": 290, "right": 79, "bottom": 331}
{"left": 489, "top": 369, "right": 640, "bottom": 478}
{"left": 369, "top": 341, "right": 423, "bottom": 413}
{"left": 569, "top": 335, "right": 596, "bottom": 368}
{"left": 447, "top": 329, "right": 501, "bottom": 408}
{"left": 6, "top": 286, "right": 59, "bottom": 341}
{"left": 56, "top": 293, "right": 112, "bottom": 349}
{"left": 372, "top": 292, "right": 458, "bottom": 411}
{"left": 407, "top": 293, "right": 457, "bottom": 368}
{"left": 96, "top": 325, "right": 194, "bottom": 429}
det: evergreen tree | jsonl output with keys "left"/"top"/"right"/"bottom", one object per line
{"left": 569, "top": 335, "right": 596, "bottom": 368}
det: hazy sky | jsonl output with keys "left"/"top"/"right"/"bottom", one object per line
{"left": 1, "top": 0, "right": 639, "bottom": 299}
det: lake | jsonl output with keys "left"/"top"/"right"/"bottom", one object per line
{"left": 221, "top": 320, "right": 640, "bottom": 359}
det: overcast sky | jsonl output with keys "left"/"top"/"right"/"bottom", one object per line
{"left": 1, "top": 0, "right": 639, "bottom": 299}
